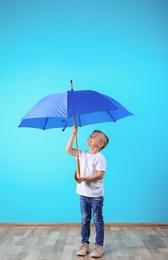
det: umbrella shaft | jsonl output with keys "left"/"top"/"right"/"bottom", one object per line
{"left": 74, "top": 116, "right": 80, "bottom": 177}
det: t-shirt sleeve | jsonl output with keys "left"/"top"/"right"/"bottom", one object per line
{"left": 96, "top": 154, "right": 106, "bottom": 172}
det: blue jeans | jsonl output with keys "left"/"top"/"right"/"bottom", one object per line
{"left": 80, "top": 195, "right": 104, "bottom": 246}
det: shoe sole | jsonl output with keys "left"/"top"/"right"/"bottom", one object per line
{"left": 76, "top": 251, "right": 89, "bottom": 256}
{"left": 91, "top": 253, "right": 104, "bottom": 258}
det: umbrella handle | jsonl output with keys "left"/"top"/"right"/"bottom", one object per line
{"left": 74, "top": 171, "right": 78, "bottom": 181}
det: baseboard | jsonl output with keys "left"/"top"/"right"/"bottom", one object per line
{"left": 0, "top": 223, "right": 167, "bottom": 228}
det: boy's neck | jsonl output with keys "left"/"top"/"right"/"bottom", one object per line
{"left": 89, "top": 148, "right": 100, "bottom": 154}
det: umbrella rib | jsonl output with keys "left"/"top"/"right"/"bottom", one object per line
{"left": 107, "top": 110, "right": 116, "bottom": 122}
{"left": 43, "top": 118, "right": 49, "bottom": 130}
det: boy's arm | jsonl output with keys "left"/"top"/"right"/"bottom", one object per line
{"left": 84, "top": 170, "right": 104, "bottom": 181}
{"left": 65, "top": 126, "right": 77, "bottom": 156}
{"left": 77, "top": 170, "right": 104, "bottom": 183}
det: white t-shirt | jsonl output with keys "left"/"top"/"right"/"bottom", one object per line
{"left": 76, "top": 150, "right": 106, "bottom": 197}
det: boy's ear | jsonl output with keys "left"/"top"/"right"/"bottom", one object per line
{"left": 99, "top": 141, "right": 105, "bottom": 148}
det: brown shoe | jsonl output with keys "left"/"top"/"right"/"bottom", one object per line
{"left": 90, "top": 244, "right": 104, "bottom": 258}
{"left": 76, "top": 243, "right": 89, "bottom": 256}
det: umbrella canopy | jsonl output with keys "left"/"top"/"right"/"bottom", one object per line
{"left": 18, "top": 90, "right": 133, "bottom": 130}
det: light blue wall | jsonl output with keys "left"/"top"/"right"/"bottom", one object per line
{"left": 0, "top": 0, "right": 168, "bottom": 223}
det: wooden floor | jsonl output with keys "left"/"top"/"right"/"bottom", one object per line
{"left": 0, "top": 225, "right": 168, "bottom": 260}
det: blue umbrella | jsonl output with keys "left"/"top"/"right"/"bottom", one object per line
{"left": 19, "top": 81, "right": 133, "bottom": 180}
{"left": 19, "top": 85, "right": 133, "bottom": 130}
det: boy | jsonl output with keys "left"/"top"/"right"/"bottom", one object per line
{"left": 66, "top": 126, "right": 109, "bottom": 258}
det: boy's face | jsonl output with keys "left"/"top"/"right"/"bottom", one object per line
{"left": 87, "top": 132, "right": 105, "bottom": 150}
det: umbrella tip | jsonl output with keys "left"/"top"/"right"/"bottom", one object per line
{"left": 70, "top": 80, "right": 73, "bottom": 91}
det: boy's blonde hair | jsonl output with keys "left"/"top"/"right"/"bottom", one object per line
{"left": 92, "top": 130, "right": 109, "bottom": 151}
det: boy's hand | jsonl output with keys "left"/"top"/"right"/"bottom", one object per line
{"left": 76, "top": 177, "right": 85, "bottom": 183}
{"left": 72, "top": 126, "right": 78, "bottom": 136}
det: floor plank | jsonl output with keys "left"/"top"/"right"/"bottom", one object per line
{"left": 0, "top": 226, "right": 167, "bottom": 259}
